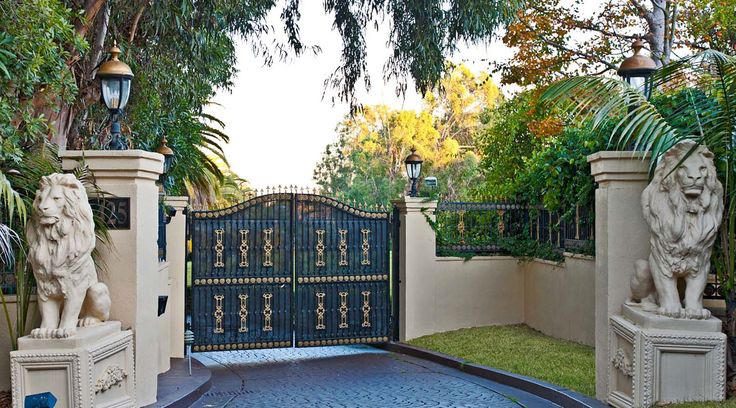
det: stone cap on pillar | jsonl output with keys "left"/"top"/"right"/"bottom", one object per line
{"left": 61, "top": 150, "right": 164, "bottom": 181}
{"left": 588, "top": 151, "right": 651, "bottom": 184}
{"left": 164, "top": 196, "right": 189, "bottom": 211}
{"left": 392, "top": 196, "right": 438, "bottom": 214}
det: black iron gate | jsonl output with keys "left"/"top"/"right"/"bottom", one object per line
{"left": 189, "top": 193, "right": 393, "bottom": 352}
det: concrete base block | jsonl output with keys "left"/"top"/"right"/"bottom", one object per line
{"left": 608, "top": 306, "right": 726, "bottom": 407}
{"left": 10, "top": 321, "right": 135, "bottom": 408}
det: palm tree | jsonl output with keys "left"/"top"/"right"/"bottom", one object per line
{"left": 541, "top": 49, "right": 736, "bottom": 360}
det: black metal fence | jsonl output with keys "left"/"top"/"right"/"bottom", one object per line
{"left": 433, "top": 201, "right": 594, "bottom": 258}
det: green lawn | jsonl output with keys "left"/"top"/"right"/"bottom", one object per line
{"left": 408, "top": 324, "right": 596, "bottom": 397}
{"left": 408, "top": 325, "right": 736, "bottom": 406}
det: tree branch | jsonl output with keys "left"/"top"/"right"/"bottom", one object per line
{"left": 522, "top": 21, "right": 617, "bottom": 71}
{"left": 76, "top": 0, "right": 107, "bottom": 38}
{"left": 128, "top": 2, "right": 148, "bottom": 44}
{"left": 629, "top": 0, "right": 654, "bottom": 26}
{"left": 574, "top": 22, "right": 639, "bottom": 40}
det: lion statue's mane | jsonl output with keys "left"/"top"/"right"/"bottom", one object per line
{"left": 630, "top": 140, "right": 724, "bottom": 319}
{"left": 26, "top": 174, "right": 96, "bottom": 300}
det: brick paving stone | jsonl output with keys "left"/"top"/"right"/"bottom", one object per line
{"left": 190, "top": 345, "right": 561, "bottom": 408}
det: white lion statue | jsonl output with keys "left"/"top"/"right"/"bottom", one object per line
{"left": 629, "top": 140, "right": 723, "bottom": 319}
{"left": 26, "top": 173, "right": 111, "bottom": 338}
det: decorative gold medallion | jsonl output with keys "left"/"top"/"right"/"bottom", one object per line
{"left": 339, "top": 291, "right": 349, "bottom": 329}
{"left": 315, "top": 292, "right": 326, "bottom": 330}
{"left": 214, "top": 229, "right": 225, "bottom": 267}
{"left": 497, "top": 209, "right": 505, "bottom": 237}
{"left": 239, "top": 229, "right": 249, "bottom": 267}
{"left": 238, "top": 294, "right": 248, "bottom": 333}
{"left": 263, "top": 228, "right": 274, "bottom": 267}
{"left": 361, "top": 291, "right": 371, "bottom": 327}
{"left": 213, "top": 294, "right": 224, "bottom": 334}
{"left": 457, "top": 210, "right": 466, "bottom": 244}
{"left": 361, "top": 229, "right": 371, "bottom": 265}
{"left": 315, "top": 229, "right": 326, "bottom": 267}
{"left": 262, "top": 293, "right": 273, "bottom": 331}
{"left": 338, "top": 229, "right": 348, "bottom": 266}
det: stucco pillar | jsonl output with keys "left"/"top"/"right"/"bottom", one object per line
{"left": 587, "top": 151, "right": 650, "bottom": 400}
{"left": 165, "top": 196, "right": 188, "bottom": 359}
{"left": 392, "top": 197, "right": 438, "bottom": 341}
{"left": 61, "top": 150, "right": 163, "bottom": 406}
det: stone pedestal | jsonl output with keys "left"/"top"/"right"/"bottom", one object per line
{"left": 608, "top": 305, "right": 726, "bottom": 407}
{"left": 392, "top": 197, "right": 438, "bottom": 341}
{"left": 10, "top": 322, "right": 135, "bottom": 408}
{"left": 588, "top": 151, "right": 651, "bottom": 398}
{"left": 61, "top": 150, "right": 163, "bottom": 405}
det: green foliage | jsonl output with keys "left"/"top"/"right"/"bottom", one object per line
{"left": 513, "top": 124, "right": 608, "bottom": 215}
{"left": 541, "top": 51, "right": 736, "bottom": 301}
{"left": 473, "top": 92, "right": 547, "bottom": 199}
{"left": 409, "top": 325, "right": 596, "bottom": 397}
{"left": 322, "top": 0, "right": 521, "bottom": 106}
{"left": 315, "top": 64, "right": 497, "bottom": 207}
{"left": 0, "top": 0, "right": 85, "bottom": 144}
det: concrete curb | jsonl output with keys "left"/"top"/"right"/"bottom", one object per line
{"left": 377, "top": 342, "right": 606, "bottom": 408}
{"left": 146, "top": 358, "right": 212, "bottom": 408}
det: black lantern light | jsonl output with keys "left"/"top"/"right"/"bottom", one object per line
{"left": 404, "top": 148, "right": 423, "bottom": 197}
{"left": 97, "top": 42, "right": 134, "bottom": 150}
{"left": 618, "top": 39, "right": 657, "bottom": 100}
{"left": 155, "top": 136, "right": 175, "bottom": 192}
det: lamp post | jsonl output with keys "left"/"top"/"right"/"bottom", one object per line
{"left": 404, "top": 148, "right": 423, "bottom": 197}
{"left": 97, "top": 43, "right": 134, "bottom": 150}
{"left": 155, "top": 136, "right": 174, "bottom": 193}
{"left": 617, "top": 39, "right": 657, "bottom": 100}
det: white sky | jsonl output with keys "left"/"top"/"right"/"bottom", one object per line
{"left": 207, "top": 3, "right": 514, "bottom": 189}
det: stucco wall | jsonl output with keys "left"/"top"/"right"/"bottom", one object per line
{"left": 402, "top": 256, "right": 525, "bottom": 341}
{"left": 397, "top": 197, "right": 595, "bottom": 345}
{"left": 523, "top": 254, "right": 595, "bottom": 346}
{"left": 401, "top": 254, "right": 595, "bottom": 346}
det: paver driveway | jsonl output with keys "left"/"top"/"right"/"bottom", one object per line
{"left": 191, "top": 345, "right": 561, "bottom": 407}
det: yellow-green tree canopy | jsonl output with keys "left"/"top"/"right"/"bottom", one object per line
{"left": 314, "top": 64, "right": 499, "bottom": 206}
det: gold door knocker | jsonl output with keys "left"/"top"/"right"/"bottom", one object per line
{"left": 315, "top": 292, "right": 326, "bottom": 330}
{"left": 214, "top": 229, "right": 225, "bottom": 267}
{"left": 315, "top": 229, "right": 326, "bottom": 267}
{"left": 238, "top": 294, "right": 248, "bottom": 333}
{"left": 339, "top": 291, "right": 349, "bottom": 329}
{"left": 263, "top": 293, "right": 273, "bottom": 331}
{"left": 213, "top": 294, "right": 224, "bottom": 334}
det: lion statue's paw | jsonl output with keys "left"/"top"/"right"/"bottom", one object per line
{"left": 684, "top": 307, "right": 711, "bottom": 320}
{"left": 78, "top": 317, "right": 102, "bottom": 327}
{"left": 31, "top": 328, "right": 52, "bottom": 339}
{"left": 657, "top": 306, "right": 683, "bottom": 318}
{"left": 50, "top": 328, "right": 77, "bottom": 338}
